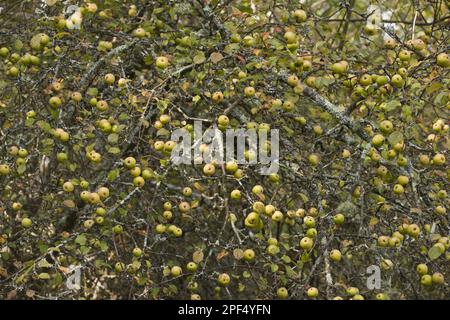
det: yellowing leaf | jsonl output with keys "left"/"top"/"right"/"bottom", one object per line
{"left": 210, "top": 52, "right": 223, "bottom": 64}
{"left": 428, "top": 246, "right": 442, "bottom": 260}
{"left": 192, "top": 250, "right": 204, "bottom": 263}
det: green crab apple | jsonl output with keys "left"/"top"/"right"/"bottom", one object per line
{"left": 282, "top": 100, "right": 295, "bottom": 111}
{"left": 304, "top": 216, "right": 315, "bottom": 228}
{"left": 0, "top": 47, "right": 9, "bottom": 57}
{"left": 95, "top": 208, "right": 106, "bottom": 216}
{"left": 420, "top": 274, "right": 432, "bottom": 286}
{"left": 156, "top": 56, "right": 169, "bottom": 69}
{"left": 173, "top": 227, "right": 183, "bottom": 237}
{"left": 225, "top": 161, "right": 238, "bottom": 173}
{"left": 388, "top": 237, "right": 401, "bottom": 247}
{"left": 432, "top": 153, "right": 445, "bottom": 165}
{"left": 300, "top": 237, "right": 313, "bottom": 250}
{"left": 359, "top": 74, "right": 372, "bottom": 86}
{"left": 381, "top": 259, "right": 394, "bottom": 270}
{"left": 132, "top": 247, "right": 142, "bottom": 257}
{"left": 49, "top": 96, "right": 62, "bottom": 108}
{"left": 277, "top": 287, "right": 289, "bottom": 299}
{"left": 155, "top": 224, "right": 166, "bottom": 234}
{"left": 375, "top": 293, "right": 389, "bottom": 300}
{"left": 393, "top": 184, "right": 405, "bottom": 195}
{"left": 186, "top": 262, "right": 197, "bottom": 272}
{"left": 416, "top": 264, "right": 428, "bottom": 275}
{"left": 104, "top": 73, "right": 115, "bottom": 85}
{"left": 267, "top": 244, "right": 280, "bottom": 256}
{"left": 130, "top": 166, "right": 141, "bottom": 177}
{"left": 397, "top": 175, "right": 409, "bottom": 185}
{"left": 379, "top": 120, "right": 393, "bottom": 134}
{"left": 171, "top": 266, "right": 182, "bottom": 277}
{"left": 217, "top": 115, "right": 229, "bottom": 127}
{"left": 133, "top": 176, "right": 145, "bottom": 187}
{"left": 333, "top": 213, "right": 345, "bottom": 225}
{"left": 244, "top": 86, "right": 255, "bottom": 97}
{"left": 243, "top": 249, "right": 255, "bottom": 262}
{"left": 283, "top": 31, "right": 297, "bottom": 44}
{"left": 112, "top": 225, "right": 123, "bottom": 234}
{"left": 96, "top": 100, "right": 109, "bottom": 111}
{"left": 434, "top": 206, "right": 447, "bottom": 216}
{"left": 271, "top": 211, "right": 283, "bottom": 222}
{"left": 377, "top": 235, "right": 390, "bottom": 247}
{"left": 83, "top": 219, "right": 95, "bottom": 229}
{"left": 399, "top": 50, "right": 411, "bottom": 61}
{"left": 115, "top": 262, "right": 125, "bottom": 273}
{"left": 212, "top": 91, "right": 224, "bottom": 103}
{"left": 308, "top": 154, "right": 319, "bottom": 166}
{"left": 346, "top": 287, "right": 359, "bottom": 296}
{"left": 123, "top": 157, "right": 136, "bottom": 169}
{"left": 407, "top": 224, "right": 420, "bottom": 238}
{"left": 364, "top": 24, "right": 377, "bottom": 35}
{"left": 287, "top": 75, "right": 299, "bottom": 87}
{"left": 7, "top": 66, "right": 19, "bottom": 77}
{"left": 218, "top": 273, "right": 230, "bottom": 286}
{"left": 133, "top": 27, "right": 146, "bottom": 38}
{"left": 376, "top": 75, "right": 389, "bottom": 86}
{"left": 178, "top": 201, "right": 190, "bottom": 213}
{"left": 372, "top": 134, "right": 385, "bottom": 147}
{"left": 230, "top": 189, "right": 241, "bottom": 200}
{"left": 391, "top": 74, "right": 404, "bottom": 88}
{"left": 330, "top": 249, "right": 342, "bottom": 262}
{"left": 62, "top": 181, "right": 74, "bottom": 192}
{"left": 330, "top": 61, "right": 348, "bottom": 74}
{"left": 0, "top": 164, "right": 10, "bottom": 175}
{"left": 292, "top": 9, "right": 307, "bottom": 22}
{"left": 203, "top": 163, "right": 215, "bottom": 176}
{"left": 163, "top": 211, "right": 173, "bottom": 221}
{"left": 432, "top": 272, "right": 444, "bottom": 285}
{"left": 182, "top": 187, "right": 192, "bottom": 197}
{"left": 307, "top": 287, "right": 318, "bottom": 298}
{"left": 21, "top": 218, "right": 32, "bottom": 228}
{"left": 436, "top": 52, "right": 450, "bottom": 68}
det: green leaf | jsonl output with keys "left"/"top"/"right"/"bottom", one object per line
{"left": 193, "top": 52, "right": 206, "bottom": 64}
{"left": 386, "top": 100, "right": 401, "bottom": 112}
{"left": 270, "top": 263, "right": 279, "bottom": 273}
{"left": 425, "top": 82, "right": 442, "bottom": 95}
{"left": 192, "top": 95, "right": 201, "bottom": 104}
{"left": 156, "top": 99, "right": 169, "bottom": 112}
{"left": 38, "top": 259, "right": 52, "bottom": 268}
{"left": 38, "top": 273, "right": 51, "bottom": 280}
{"left": 285, "top": 266, "right": 298, "bottom": 278}
{"left": 75, "top": 234, "right": 87, "bottom": 246}
{"left": 281, "top": 255, "right": 291, "bottom": 264}
{"left": 108, "top": 168, "right": 120, "bottom": 182}
{"left": 107, "top": 133, "right": 119, "bottom": 144}
{"left": 143, "top": 55, "right": 153, "bottom": 65}
{"left": 401, "top": 105, "right": 412, "bottom": 119}
{"left": 108, "top": 147, "right": 121, "bottom": 154}
{"left": 428, "top": 245, "right": 442, "bottom": 260}
{"left": 37, "top": 120, "right": 52, "bottom": 133}
{"left": 388, "top": 131, "right": 404, "bottom": 146}
{"left": 17, "top": 164, "right": 26, "bottom": 175}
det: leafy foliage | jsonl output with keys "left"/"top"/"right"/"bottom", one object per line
{"left": 0, "top": 0, "right": 449, "bottom": 300}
